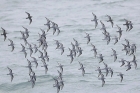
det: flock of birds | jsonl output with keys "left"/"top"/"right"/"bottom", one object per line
{"left": 1, "top": 11, "right": 137, "bottom": 93}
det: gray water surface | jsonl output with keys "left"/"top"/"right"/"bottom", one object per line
{"left": 0, "top": 0, "right": 140, "bottom": 93}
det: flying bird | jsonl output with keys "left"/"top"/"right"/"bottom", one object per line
{"left": 123, "top": 19, "right": 129, "bottom": 31}
{"left": 116, "top": 25, "right": 123, "bottom": 39}
{"left": 106, "top": 15, "right": 113, "bottom": 27}
{"left": 1, "top": 27, "right": 7, "bottom": 41}
{"left": 117, "top": 73, "right": 124, "bottom": 82}
{"left": 25, "top": 12, "right": 32, "bottom": 25}
{"left": 91, "top": 13, "right": 98, "bottom": 28}
{"left": 8, "top": 39, "right": 15, "bottom": 52}
{"left": 7, "top": 67, "right": 14, "bottom": 82}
